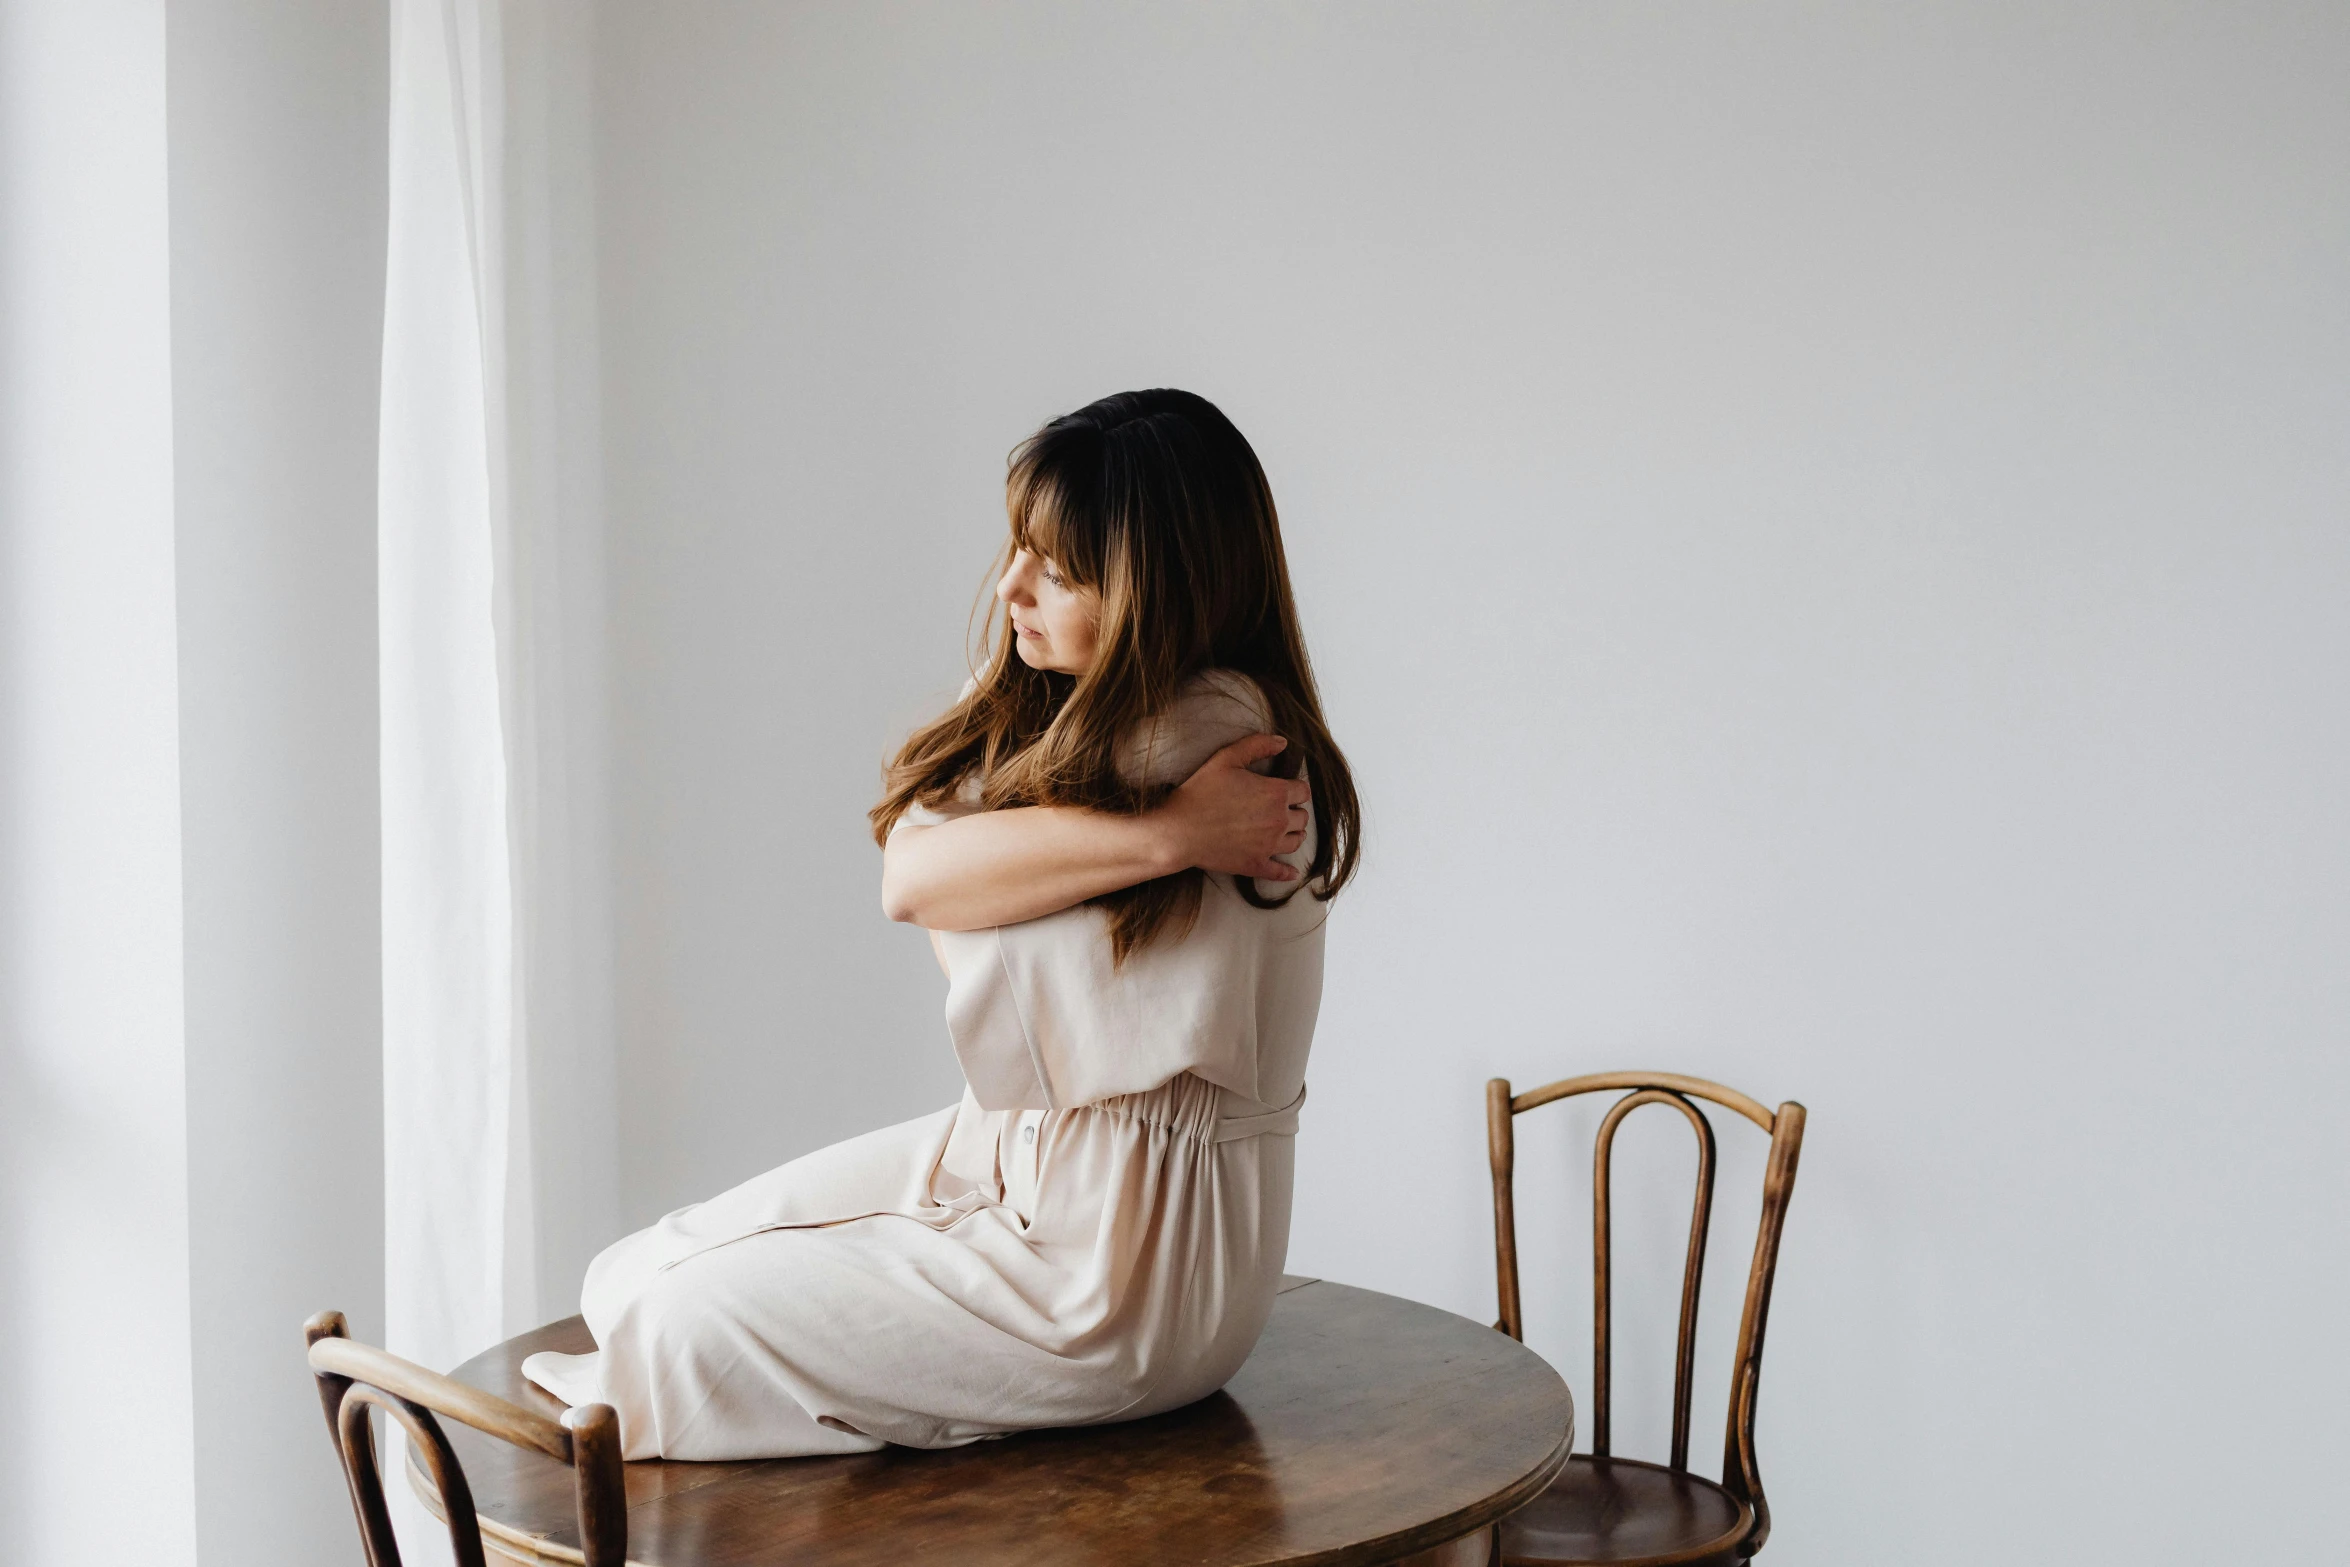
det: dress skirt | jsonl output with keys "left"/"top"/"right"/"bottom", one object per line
{"left": 523, "top": 1071, "right": 1300, "bottom": 1460}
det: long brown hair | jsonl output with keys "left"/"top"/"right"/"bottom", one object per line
{"left": 870, "top": 389, "right": 1360, "bottom": 961}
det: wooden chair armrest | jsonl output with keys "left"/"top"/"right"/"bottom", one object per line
{"left": 309, "top": 1336, "right": 574, "bottom": 1463}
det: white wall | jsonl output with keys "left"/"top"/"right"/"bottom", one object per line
{"left": 167, "top": 3, "right": 387, "bottom": 1564}
{"left": 589, "top": 4, "right": 2349, "bottom": 1561}
{"left": 0, "top": 4, "right": 386, "bottom": 1561}
{"left": 0, "top": 1, "right": 197, "bottom": 1559}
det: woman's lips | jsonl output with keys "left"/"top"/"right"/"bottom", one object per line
{"left": 1012, "top": 619, "right": 1043, "bottom": 639}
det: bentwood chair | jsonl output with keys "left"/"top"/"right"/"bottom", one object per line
{"left": 1485, "top": 1072, "right": 1805, "bottom": 1567}
{"left": 304, "top": 1310, "right": 627, "bottom": 1567}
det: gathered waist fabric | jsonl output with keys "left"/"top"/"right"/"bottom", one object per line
{"left": 1080, "top": 1071, "right": 1308, "bottom": 1144}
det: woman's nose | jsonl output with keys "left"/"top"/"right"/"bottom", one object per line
{"left": 997, "top": 554, "right": 1034, "bottom": 605}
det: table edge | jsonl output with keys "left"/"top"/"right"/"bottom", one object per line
{"left": 415, "top": 1279, "right": 1576, "bottom": 1567}
{"left": 1266, "top": 1412, "right": 1572, "bottom": 1567}
{"left": 408, "top": 1437, "right": 1575, "bottom": 1567}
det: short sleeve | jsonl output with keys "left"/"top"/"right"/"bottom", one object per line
{"left": 1114, "top": 669, "right": 1276, "bottom": 788}
{"left": 887, "top": 674, "right": 986, "bottom": 839}
{"left": 891, "top": 772, "right": 983, "bottom": 838}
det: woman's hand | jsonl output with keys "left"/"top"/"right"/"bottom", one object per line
{"left": 1154, "top": 734, "right": 1308, "bottom": 883}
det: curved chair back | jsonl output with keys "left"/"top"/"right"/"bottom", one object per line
{"left": 1486, "top": 1071, "right": 1804, "bottom": 1556}
{"left": 304, "top": 1310, "right": 626, "bottom": 1567}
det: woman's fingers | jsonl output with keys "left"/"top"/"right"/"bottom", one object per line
{"left": 1159, "top": 731, "right": 1315, "bottom": 878}
{"left": 1211, "top": 732, "right": 1289, "bottom": 770}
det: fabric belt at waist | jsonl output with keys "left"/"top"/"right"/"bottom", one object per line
{"left": 1209, "top": 1083, "right": 1308, "bottom": 1143}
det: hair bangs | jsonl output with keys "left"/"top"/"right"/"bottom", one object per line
{"left": 1006, "top": 432, "right": 1108, "bottom": 589}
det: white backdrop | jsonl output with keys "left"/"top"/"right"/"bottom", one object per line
{"left": 4, "top": 3, "right": 389, "bottom": 1562}
{"left": 0, "top": 2, "right": 194, "bottom": 1560}
{"left": 585, "top": 5, "right": 2348, "bottom": 1564}
{"left": 167, "top": 2, "right": 387, "bottom": 1563}
{"left": 8, "top": 4, "right": 2339, "bottom": 1563}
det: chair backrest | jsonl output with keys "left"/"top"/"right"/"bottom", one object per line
{"left": 304, "top": 1310, "right": 626, "bottom": 1567}
{"left": 1486, "top": 1071, "right": 1805, "bottom": 1555}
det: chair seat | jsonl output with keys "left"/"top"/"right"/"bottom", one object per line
{"left": 1501, "top": 1455, "right": 1753, "bottom": 1567}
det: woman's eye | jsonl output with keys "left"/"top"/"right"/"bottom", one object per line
{"left": 1043, "top": 568, "right": 1066, "bottom": 588}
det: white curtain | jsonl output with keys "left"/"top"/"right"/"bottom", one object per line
{"left": 377, "top": 0, "right": 615, "bottom": 1534}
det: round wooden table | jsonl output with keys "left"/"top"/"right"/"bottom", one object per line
{"left": 416, "top": 1276, "right": 1573, "bottom": 1567}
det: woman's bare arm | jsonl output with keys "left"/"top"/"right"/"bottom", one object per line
{"left": 883, "top": 733, "right": 1308, "bottom": 932}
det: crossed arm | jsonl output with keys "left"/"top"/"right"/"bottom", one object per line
{"left": 881, "top": 733, "right": 1311, "bottom": 933}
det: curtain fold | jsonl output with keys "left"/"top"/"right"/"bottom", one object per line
{"left": 378, "top": 0, "right": 614, "bottom": 1435}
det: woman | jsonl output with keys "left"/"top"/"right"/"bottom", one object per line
{"left": 524, "top": 389, "right": 1360, "bottom": 1460}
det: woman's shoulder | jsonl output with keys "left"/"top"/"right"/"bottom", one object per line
{"left": 1181, "top": 667, "right": 1273, "bottom": 730}
{"left": 1118, "top": 668, "right": 1277, "bottom": 788}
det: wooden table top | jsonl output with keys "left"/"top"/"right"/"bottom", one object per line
{"left": 418, "top": 1276, "right": 1574, "bottom": 1567}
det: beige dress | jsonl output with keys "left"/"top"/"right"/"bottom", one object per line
{"left": 523, "top": 671, "right": 1325, "bottom": 1460}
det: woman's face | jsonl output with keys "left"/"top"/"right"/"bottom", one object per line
{"left": 997, "top": 547, "right": 1102, "bottom": 674}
